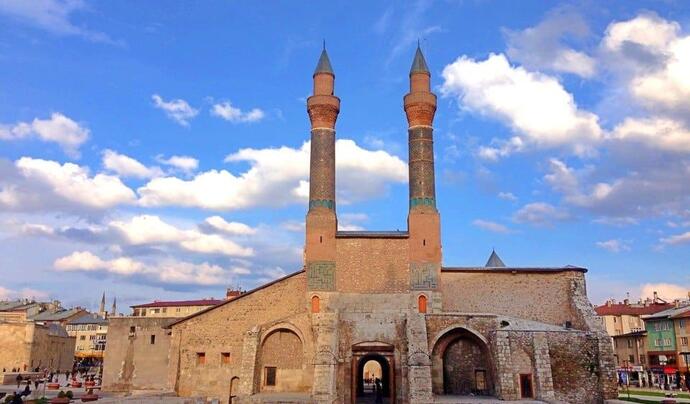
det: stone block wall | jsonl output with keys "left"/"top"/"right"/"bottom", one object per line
{"left": 440, "top": 271, "right": 590, "bottom": 328}
{"left": 102, "top": 316, "right": 177, "bottom": 392}
{"left": 168, "top": 272, "right": 312, "bottom": 402}
{"left": 0, "top": 320, "right": 74, "bottom": 372}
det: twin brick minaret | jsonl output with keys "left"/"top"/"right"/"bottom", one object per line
{"left": 305, "top": 45, "right": 441, "bottom": 284}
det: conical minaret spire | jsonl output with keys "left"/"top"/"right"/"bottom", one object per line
{"left": 99, "top": 292, "right": 105, "bottom": 315}
{"left": 410, "top": 43, "right": 430, "bottom": 74}
{"left": 314, "top": 46, "right": 334, "bottom": 75}
{"left": 111, "top": 297, "right": 117, "bottom": 316}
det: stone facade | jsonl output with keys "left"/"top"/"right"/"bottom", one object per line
{"left": 0, "top": 312, "right": 75, "bottom": 372}
{"left": 159, "top": 46, "right": 618, "bottom": 403}
{"left": 102, "top": 317, "right": 178, "bottom": 392}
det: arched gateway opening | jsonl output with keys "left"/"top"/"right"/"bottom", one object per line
{"left": 431, "top": 327, "right": 494, "bottom": 397}
{"left": 352, "top": 342, "right": 395, "bottom": 404}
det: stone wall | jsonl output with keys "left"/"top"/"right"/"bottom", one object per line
{"left": 0, "top": 320, "right": 74, "bottom": 372}
{"left": 102, "top": 317, "right": 177, "bottom": 392}
{"left": 440, "top": 270, "right": 589, "bottom": 328}
{"left": 31, "top": 325, "right": 75, "bottom": 371}
{"left": 257, "top": 329, "right": 308, "bottom": 392}
{"left": 168, "top": 272, "right": 312, "bottom": 402}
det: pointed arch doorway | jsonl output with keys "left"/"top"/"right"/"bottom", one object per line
{"left": 352, "top": 342, "right": 395, "bottom": 404}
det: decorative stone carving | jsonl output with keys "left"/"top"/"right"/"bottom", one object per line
{"left": 307, "top": 261, "right": 336, "bottom": 291}
{"left": 410, "top": 262, "right": 438, "bottom": 290}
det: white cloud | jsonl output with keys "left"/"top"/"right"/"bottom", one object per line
{"left": 640, "top": 283, "right": 689, "bottom": 301}
{"left": 203, "top": 216, "right": 256, "bottom": 236}
{"left": 544, "top": 157, "right": 690, "bottom": 218}
{"left": 602, "top": 13, "right": 679, "bottom": 58}
{"left": 156, "top": 155, "right": 198, "bottom": 173}
{"left": 497, "top": 192, "right": 517, "bottom": 201}
{"left": 472, "top": 219, "right": 512, "bottom": 234}
{"left": 660, "top": 231, "right": 690, "bottom": 245}
{"left": 506, "top": 8, "right": 596, "bottom": 77}
{"left": 0, "top": 286, "right": 49, "bottom": 301}
{"left": 54, "top": 251, "right": 228, "bottom": 286}
{"left": 441, "top": 53, "right": 603, "bottom": 157}
{"left": 0, "top": 113, "right": 89, "bottom": 157}
{"left": 55, "top": 251, "right": 143, "bottom": 275}
{"left": 0, "top": 0, "right": 120, "bottom": 44}
{"left": 602, "top": 14, "right": 690, "bottom": 115}
{"left": 211, "top": 102, "right": 265, "bottom": 123}
{"left": 102, "top": 149, "right": 163, "bottom": 179}
{"left": 152, "top": 94, "right": 199, "bottom": 126}
{"left": 138, "top": 139, "right": 407, "bottom": 210}
{"left": 612, "top": 117, "right": 690, "bottom": 153}
{"left": 595, "top": 239, "right": 630, "bottom": 253}
{"left": 338, "top": 213, "right": 368, "bottom": 231}
{"left": 109, "top": 215, "right": 253, "bottom": 257}
{"left": 2, "top": 157, "right": 136, "bottom": 211}
{"left": 280, "top": 220, "right": 304, "bottom": 232}
{"left": 513, "top": 202, "right": 569, "bottom": 227}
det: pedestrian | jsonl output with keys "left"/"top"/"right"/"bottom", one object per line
{"left": 16, "top": 374, "right": 22, "bottom": 388}
{"left": 375, "top": 378, "right": 383, "bottom": 404}
{"left": 21, "top": 384, "right": 30, "bottom": 397}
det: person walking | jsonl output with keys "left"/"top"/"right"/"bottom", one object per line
{"left": 15, "top": 374, "right": 22, "bottom": 389}
{"left": 375, "top": 378, "right": 383, "bottom": 404}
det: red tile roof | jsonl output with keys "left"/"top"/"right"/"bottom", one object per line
{"left": 131, "top": 299, "right": 224, "bottom": 308}
{"left": 594, "top": 303, "right": 673, "bottom": 316}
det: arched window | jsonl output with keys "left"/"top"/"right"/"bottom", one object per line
{"left": 418, "top": 294, "right": 427, "bottom": 314}
{"left": 311, "top": 295, "right": 320, "bottom": 313}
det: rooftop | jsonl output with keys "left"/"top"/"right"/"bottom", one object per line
{"left": 31, "top": 308, "right": 84, "bottom": 321}
{"left": 131, "top": 299, "right": 225, "bottom": 309}
{"left": 642, "top": 304, "right": 690, "bottom": 320}
{"left": 68, "top": 313, "right": 108, "bottom": 325}
{"left": 335, "top": 230, "right": 409, "bottom": 239}
{"left": 594, "top": 302, "right": 673, "bottom": 316}
{"left": 612, "top": 330, "right": 647, "bottom": 338}
{"left": 442, "top": 265, "right": 587, "bottom": 274}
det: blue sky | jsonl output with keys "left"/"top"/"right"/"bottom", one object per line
{"left": 1, "top": 0, "right": 689, "bottom": 311}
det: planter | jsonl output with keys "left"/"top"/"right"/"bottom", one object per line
{"left": 50, "top": 398, "right": 70, "bottom": 404}
{"left": 71, "top": 381, "right": 82, "bottom": 388}
{"left": 81, "top": 394, "right": 98, "bottom": 402}
{"left": 84, "top": 381, "right": 95, "bottom": 387}
{"left": 47, "top": 383, "right": 60, "bottom": 390}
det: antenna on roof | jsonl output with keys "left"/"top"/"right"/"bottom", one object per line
{"left": 323, "top": 39, "right": 326, "bottom": 50}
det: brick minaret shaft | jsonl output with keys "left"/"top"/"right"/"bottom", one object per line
{"left": 305, "top": 47, "right": 340, "bottom": 265}
{"left": 405, "top": 45, "right": 442, "bottom": 266}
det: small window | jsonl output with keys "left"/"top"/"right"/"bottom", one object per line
{"left": 418, "top": 295, "right": 427, "bottom": 314}
{"left": 629, "top": 354, "right": 634, "bottom": 363}
{"left": 221, "top": 352, "right": 231, "bottom": 365}
{"left": 311, "top": 295, "right": 320, "bottom": 313}
{"left": 129, "top": 326, "right": 136, "bottom": 334}
{"left": 80, "top": 335, "right": 86, "bottom": 340}
{"left": 150, "top": 335, "right": 156, "bottom": 345}
{"left": 265, "top": 367, "right": 276, "bottom": 386}
{"left": 162, "top": 308, "right": 167, "bottom": 313}
{"left": 176, "top": 308, "right": 181, "bottom": 312}
{"left": 196, "top": 352, "right": 206, "bottom": 365}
